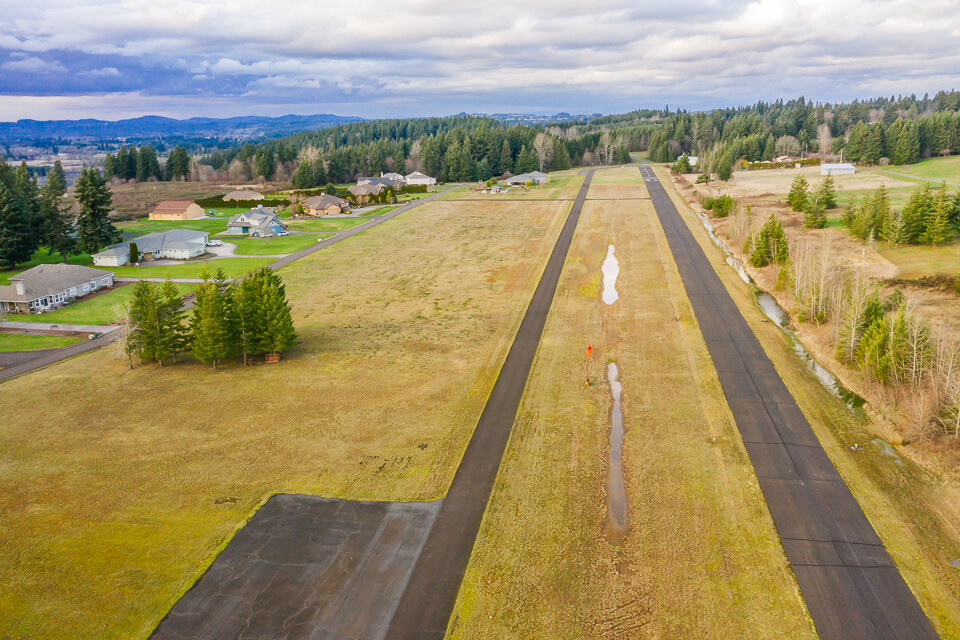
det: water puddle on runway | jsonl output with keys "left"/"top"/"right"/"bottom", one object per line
{"left": 606, "top": 362, "right": 629, "bottom": 543}
{"left": 601, "top": 245, "right": 620, "bottom": 305}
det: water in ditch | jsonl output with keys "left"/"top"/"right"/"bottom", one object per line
{"left": 601, "top": 244, "right": 620, "bottom": 305}
{"left": 606, "top": 362, "right": 628, "bottom": 542}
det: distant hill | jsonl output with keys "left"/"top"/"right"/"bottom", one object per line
{"left": 0, "top": 113, "right": 364, "bottom": 141}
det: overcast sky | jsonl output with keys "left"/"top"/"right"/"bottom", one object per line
{"left": 1, "top": 0, "right": 958, "bottom": 121}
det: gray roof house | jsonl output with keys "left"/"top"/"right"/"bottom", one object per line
{"left": 0, "top": 264, "right": 114, "bottom": 314}
{"left": 301, "top": 194, "right": 349, "bottom": 216}
{"left": 357, "top": 176, "right": 402, "bottom": 189}
{"left": 93, "top": 229, "right": 210, "bottom": 267}
{"left": 505, "top": 171, "right": 547, "bottom": 185}
{"left": 227, "top": 208, "right": 287, "bottom": 236}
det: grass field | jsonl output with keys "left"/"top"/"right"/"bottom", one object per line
{"left": 656, "top": 165, "right": 960, "bottom": 638}
{"left": 118, "top": 217, "right": 229, "bottom": 236}
{"left": 359, "top": 205, "right": 401, "bottom": 216}
{"left": 0, "top": 333, "right": 81, "bottom": 351}
{"left": 877, "top": 240, "right": 960, "bottom": 278}
{"left": 284, "top": 217, "right": 368, "bottom": 232}
{"left": 11, "top": 283, "right": 195, "bottom": 326}
{"left": 449, "top": 176, "right": 815, "bottom": 639}
{"left": 439, "top": 172, "right": 584, "bottom": 201}
{"left": 217, "top": 234, "right": 326, "bottom": 255}
{"left": 0, "top": 250, "right": 94, "bottom": 284}
{"left": 0, "top": 197, "right": 569, "bottom": 638}
{"left": 872, "top": 156, "right": 960, "bottom": 183}
{"left": 95, "top": 257, "right": 274, "bottom": 279}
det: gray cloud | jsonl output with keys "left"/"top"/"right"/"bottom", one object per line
{"left": 0, "top": 0, "right": 959, "bottom": 119}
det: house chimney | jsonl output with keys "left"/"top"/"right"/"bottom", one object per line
{"left": 14, "top": 281, "right": 25, "bottom": 295}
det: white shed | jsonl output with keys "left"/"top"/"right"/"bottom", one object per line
{"left": 821, "top": 163, "right": 856, "bottom": 176}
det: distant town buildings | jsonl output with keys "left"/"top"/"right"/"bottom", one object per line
{"left": 0, "top": 264, "right": 114, "bottom": 313}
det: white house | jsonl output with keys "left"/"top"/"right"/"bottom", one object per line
{"left": 93, "top": 229, "right": 209, "bottom": 266}
{"left": 0, "top": 264, "right": 114, "bottom": 314}
{"left": 405, "top": 171, "right": 436, "bottom": 186}
{"left": 821, "top": 163, "right": 856, "bottom": 176}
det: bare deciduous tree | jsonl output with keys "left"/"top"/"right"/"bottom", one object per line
{"left": 533, "top": 132, "right": 554, "bottom": 172}
{"left": 598, "top": 131, "right": 615, "bottom": 165}
{"left": 817, "top": 124, "right": 833, "bottom": 160}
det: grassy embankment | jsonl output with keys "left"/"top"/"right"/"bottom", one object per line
{"left": 656, "top": 164, "right": 960, "bottom": 638}
{"left": 0, "top": 333, "right": 81, "bottom": 351}
{"left": 449, "top": 172, "right": 816, "bottom": 639}
{"left": 0, "top": 197, "right": 569, "bottom": 639}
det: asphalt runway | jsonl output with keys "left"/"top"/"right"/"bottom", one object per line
{"left": 150, "top": 496, "right": 440, "bottom": 639}
{"left": 640, "top": 166, "right": 939, "bottom": 640}
{"left": 383, "top": 170, "right": 596, "bottom": 640}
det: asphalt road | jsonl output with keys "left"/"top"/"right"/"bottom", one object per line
{"left": 640, "top": 166, "right": 940, "bottom": 640}
{"left": 383, "top": 170, "right": 596, "bottom": 640}
{"left": 150, "top": 496, "right": 440, "bottom": 640}
{"left": 0, "top": 185, "right": 461, "bottom": 384}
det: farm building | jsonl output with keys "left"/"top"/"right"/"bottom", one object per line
{"left": 301, "top": 194, "right": 349, "bottom": 216}
{"left": 223, "top": 190, "right": 265, "bottom": 201}
{"left": 148, "top": 200, "right": 205, "bottom": 221}
{"left": 505, "top": 171, "right": 547, "bottom": 185}
{"left": 227, "top": 209, "right": 287, "bottom": 236}
{"left": 93, "top": 229, "right": 209, "bottom": 266}
{"left": 405, "top": 171, "right": 436, "bottom": 185}
{"left": 0, "top": 264, "right": 114, "bottom": 314}
{"left": 821, "top": 163, "right": 856, "bottom": 176}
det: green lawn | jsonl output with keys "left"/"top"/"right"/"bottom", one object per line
{"left": 285, "top": 218, "right": 368, "bottom": 232}
{"left": 118, "top": 218, "right": 230, "bottom": 236}
{"left": 878, "top": 239, "right": 960, "bottom": 278}
{"left": 214, "top": 235, "right": 327, "bottom": 255}
{"left": 359, "top": 205, "right": 401, "bottom": 217}
{"left": 0, "top": 250, "right": 94, "bottom": 285}
{"left": 873, "top": 156, "right": 960, "bottom": 183}
{"left": 0, "top": 333, "right": 82, "bottom": 352}
{"left": 96, "top": 257, "right": 274, "bottom": 280}
{"left": 438, "top": 175, "right": 581, "bottom": 201}
{"left": 12, "top": 283, "right": 195, "bottom": 326}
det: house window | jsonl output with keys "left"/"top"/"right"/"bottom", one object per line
{"left": 70, "top": 287, "right": 77, "bottom": 296}
{"left": 82, "top": 283, "right": 89, "bottom": 292}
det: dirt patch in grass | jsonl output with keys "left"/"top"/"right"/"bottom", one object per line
{"left": 449, "top": 174, "right": 815, "bottom": 639}
{"left": 0, "top": 197, "right": 568, "bottom": 639}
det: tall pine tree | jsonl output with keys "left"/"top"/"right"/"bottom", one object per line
{"left": 74, "top": 168, "right": 118, "bottom": 253}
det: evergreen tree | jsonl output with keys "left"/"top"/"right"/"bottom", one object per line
{"left": 0, "top": 181, "right": 33, "bottom": 268}
{"left": 254, "top": 148, "right": 275, "bottom": 180}
{"left": 129, "top": 241, "right": 139, "bottom": 263}
{"left": 159, "top": 279, "right": 187, "bottom": 362}
{"left": 261, "top": 278, "right": 296, "bottom": 356}
{"left": 673, "top": 154, "right": 693, "bottom": 173}
{"left": 165, "top": 146, "right": 191, "bottom": 181}
{"left": 136, "top": 145, "right": 161, "bottom": 182}
{"left": 13, "top": 161, "right": 41, "bottom": 257}
{"left": 40, "top": 160, "right": 76, "bottom": 261}
{"left": 762, "top": 135, "right": 776, "bottom": 161}
{"left": 863, "top": 124, "right": 886, "bottom": 164}
{"left": 924, "top": 186, "right": 950, "bottom": 245}
{"left": 312, "top": 158, "right": 327, "bottom": 186}
{"left": 233, "top": 274, "right": 264, "bottom": 364}
{"left": 803, "top": 191, "right": 827, "bottom": 228}
{"left": 515, "top": 145, "right": 538, "bottom": 173}
{"left": 476, "top": 157, "right": 493, "bottom": 181}
{"left": 717, "top": 155, "right": 732, "bottom": 181}
{"left": 552, "top": 138, "right": 570, "bottom": 170}
{"left": 750, "top": 215, "right": 789, "bottom": 267}
{"left": 291, "top": 160, "right": 314, "bottom": 189}
{"left": 74, "top": 168, "right": 118, "bottom": 253}
{"left": 190, "top": 278, "right": 233, "bottom": 369}
{"left": 892, "top": 121, "right": 920, "bottom": 165}
{"left": 817, "top": 175, "right": 837, "bottom": 208}
{"left": 787, "top": 175, "right": 809, "bottom": 211}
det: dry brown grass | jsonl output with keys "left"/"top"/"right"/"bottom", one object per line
{"left": 0, "top": 198, "right": 568, "bottom": 639}
{"left": 722, "top": 165, "right": 915, "bottom": 197}
{"left": 656, "top": 165, "right": 960, "bottom": 638}
{"left": 448, "top": 175, "right": 815, "bottom": 639}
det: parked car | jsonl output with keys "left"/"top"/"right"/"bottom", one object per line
{"left": 278, "top": 230, "right": 290, "bottom": 236}
{"left": 206, "top": 240, "right": 223, "bottom": 247}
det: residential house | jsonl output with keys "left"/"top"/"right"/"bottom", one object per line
{"left": 347, "top": 183, "right": 383, "bottom": 205}
{"left": 223, "top": 190, "right": 264, "bottom": 201}
{"left": 226, "top": 208, "right": 287, "bottom": 236}
{"left": 381, "top": 172, "right": 405, "bottom": 183}
{"left": 358, "top": 176, "right": 403, "bottom": 189}
{"left": 504, "top": 171, "right": 547, "bottom": 186}
{"left": 148, "top": 200, "right": 205, "bottom": 220}
{"left": 301, "top": 194, "right": 349, "bottom": 216}
{"left": 405, "top": 171, "right": 436, "bottom": 185}
{"left": 773, "top": 155, "right": 795, "bottom": 164}
{"left": 93, "top": 229, "right": 210, "bottom": 266}
{"left": 821, "top": 163, "right": 856, "bottom": 176}
{"left": 0, "top": 264, "right": 114, "bottom": 313}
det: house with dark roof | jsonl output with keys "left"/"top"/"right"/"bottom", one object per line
{"left": 358, "top": 176, "right": 403, "bottom": 189}
{"left": 301, "top": 194, "right": 349, "bottom": 216}
{"left": 0, "top": 264, "right": 114, "bottom": 314}
{"left": 93, "top": 229, "right": 209, "bottom": 266}
{"left": 504, "top": 171, "right": 547, "bottom": 185}
{"left": 148, "top": 200, "right": 205, "bottom": 220}
{"left": 347, "top": 183, "right": 384, "bottom": 205}
{"left": 226, "top": 208, "right": 287, "bottom": 236}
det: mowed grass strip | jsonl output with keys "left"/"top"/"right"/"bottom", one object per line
{"left": 439, "top": 172, "right": 584, "bottom": 201}
{"left": 449, "top": 183, "right": 815, "bottom": 638}
{"left": 0, "top": 333, "right": 81, "bottom": 351}
{"left": 654, "top": 165, "right": 960, "bottom": 638}
{"left": 285, "top": 217, "right": 367, "bottom": 232}
{"left": 97, "top": 257, "right": 274, "bottom": 279}
{"left": 214, "top": 234, "right": 328, "bottom": 255}
{"left": 11, "top": 283, "right": 195, "bottom": 326}
{"left": 0, "top": 198, "right": 568, "bottom": 639}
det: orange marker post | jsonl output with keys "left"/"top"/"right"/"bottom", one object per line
{"left": 587, "top": 345, "right": 592, "bottom": 358}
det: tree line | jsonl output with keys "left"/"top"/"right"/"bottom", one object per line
{"left": 103, "top": 145, "right": 193, "bottom": 182}
{"left": 841, "top": 184, "right": 960, "bottom": 245}
{"left": 0, "top": 160, "right": 118, "bottom": 268}
{"left": 125, "top": 267, "right": 296, "bottom": 369}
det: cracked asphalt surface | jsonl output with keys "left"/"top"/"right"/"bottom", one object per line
{"left": 150, "top": 496, "right": 440, "bottom": 639}
{"left": 641, "top": 165, "right": 939, "bottom": 640}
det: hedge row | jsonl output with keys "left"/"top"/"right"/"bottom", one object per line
{"left": 194, "top": 195, "right": 290, "bottom": 208}
{"left": 747, "top": 158, "right": 822, "bottom": 171}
